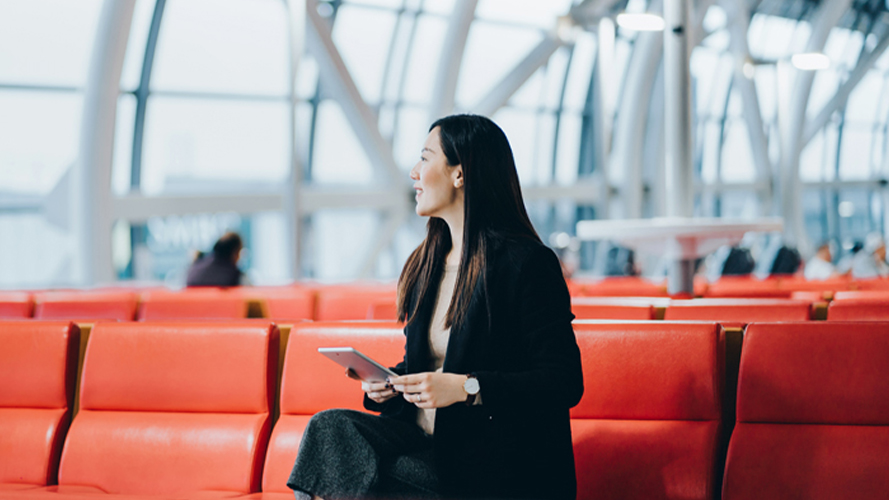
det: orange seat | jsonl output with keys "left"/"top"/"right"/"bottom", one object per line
{"left": 0, "top": 292, "right": 33, "bottom": 319}
{"left": 261, "top": 321, "right": 404, "bottom": 496}
{"left": 0, "top": 321, "right": 79, "bottom": 488}
{"left": 137, "top": 288, "right": 248, "bottom": 320}
{"left": 33, "top": 291, "right": 138, "bottom": 321}
{"left": 314, "top": 284, "right": 397, "bottom": 321}
{"left": 827, "top": 298, "right": 889, "bottom": 320}
{"left": 51, "top": 322, "right": 278, "bottom": 496}
{"left": 664, "top": 298, "right": 812, "bottom": 322}
{"left": 703, "top": 277, "right": 790, "bottom": 298}
{"left": 247, "top": 287, "right": 316, "bottom": 321}
{"left": 571, "top": 321, "right": 724, "bottom": 500}
{"left": 833, "top": 290, "right": 889, "bottom": 301}
{"left": 723, "top": 322, "right": 889, "bottom": 499}
{"left": 571, "top": 297, "right": 659, "bottom": 320}
{"left": 574, "top": 277, "right": 669, "bottom": 297}
{"left": 367, "top": 299, "right": 398, "bottom": 320}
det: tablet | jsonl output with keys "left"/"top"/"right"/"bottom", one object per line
{"left": 318, "top": 347, "right": 398, "bottom": 383}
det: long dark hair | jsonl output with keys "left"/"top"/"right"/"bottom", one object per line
{"left": 397, "top": 114, "right": 540, "bottom": 328}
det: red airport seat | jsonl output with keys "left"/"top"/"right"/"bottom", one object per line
{"left": 367, "top": 299, "right": 398, "bottom": 320}
{"left": 259, "top": 321, "right": 404, "bottom": 499}
{"left": 47, "top": 322, "right": 278, "bottom": 497}
{"left": 850, "top": 278, "right": 889, "bottom": 290}
{"left": 571, "top": 321, "right": 724, "bottom": 500}
{"left": 137, "top": 288, "right": 248, "bottom": 320}
{"left": 833, "top": 290, "right": 889, "bottom": 301}
{"left": 33, "top": 291, "right": 138, "bottom": 321}
{"left": 248, "top": 287, "right": 316, "bottom": 321}
{"left": 0, "top": 292, "right": 33, "bottom": 319}
{"left": 722, "top": 322, "right": 889, "bottom": 499}
{"left": 314, "top": 284, "right": 397, "bottom": 321}
{"left": 827, "top": 298, "right": 889, "bottom": 320}
{"left": 703, "top": 277, "right": 790, "bottom": 298}
{"left": 571, "top": 297, "right": 660, "bottom": 320}
{"left": 664, "top": 298, "right": 812, "bottom": 323}
{"left": 0, "top": 322, "right": 79, "bottom": 490}
{"left": 574, "top": 277, "right": 669, "bottom": 297}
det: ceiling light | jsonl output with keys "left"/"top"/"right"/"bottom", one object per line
{"left": 791, "top": 52, "right": 830, "bottom": 71}
{"left": 616, "top": 13, "right": 665, "bottom": 32}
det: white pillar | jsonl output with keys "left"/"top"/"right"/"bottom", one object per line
{"left": 663, "top": 0, "right": 694, "bottom": 294}
{"left": 76, "top": 0, "right": 136, "bottom": 285}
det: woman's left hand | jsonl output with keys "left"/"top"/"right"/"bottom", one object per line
{"left": 389, "top": 372, "right": 467, "bottom": 409}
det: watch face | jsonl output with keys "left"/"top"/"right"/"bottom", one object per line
{"left": 464, "top": 377, "right": 480, "bottom": 395}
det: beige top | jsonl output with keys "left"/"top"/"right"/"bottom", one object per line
{"left": 416, "top": 263, "right": 459, "bottom": 435}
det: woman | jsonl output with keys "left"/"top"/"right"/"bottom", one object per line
{"left": 288, "top": 114, "right": 584, "bottom": 499}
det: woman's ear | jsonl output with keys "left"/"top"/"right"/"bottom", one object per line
{"left": 453, "top": 166, "right": 464, "bottom": 189}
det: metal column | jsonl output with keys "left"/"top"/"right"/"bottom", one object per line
{"left": 663, "top": 0, "right": 694, "bottom": 295}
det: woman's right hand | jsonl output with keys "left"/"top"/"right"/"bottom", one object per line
{"left": 347, "top": 368, "right": 399, "bottom": 403}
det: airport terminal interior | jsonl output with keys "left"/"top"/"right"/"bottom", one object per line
{"left": 4, "top": 0, "right": 889, "bottom": 499}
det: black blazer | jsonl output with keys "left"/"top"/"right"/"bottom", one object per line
{"left": 366, "top": 234, "right": 584, "bottom": 499}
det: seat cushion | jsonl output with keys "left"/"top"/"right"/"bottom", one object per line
{"left": 723, "top": 423, "right": 889, "bottom": 500}
{"left": 573, "top": 419, "right": 720, "bottom": 500}
{"left": 261, "top": 415, "right": 312, "bottom": 493}
{"left": 59, "top": 411, "right": 270, "bottom": 496}
{"left": 0, "top": 408, "right": 68, "bottom": 486}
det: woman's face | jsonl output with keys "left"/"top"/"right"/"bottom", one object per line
{"left": 410, "top": 127, "right": 463, "bottom": 220}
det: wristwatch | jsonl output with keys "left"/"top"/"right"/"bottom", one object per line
{"left": 463, "top": 374, "right": 480, "bottom": 404}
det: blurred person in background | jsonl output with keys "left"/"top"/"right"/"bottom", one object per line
{"left": 186, "top": 231, "right": 247, "bottom": 287}
{"left": 836, "top": 240, "right": 863, "bottom": 275}
{"left": 804, "top": 243, "right": 836, "bottom": 280}
{"left": 851, "top": 233, "right": 889, "bottom": 279}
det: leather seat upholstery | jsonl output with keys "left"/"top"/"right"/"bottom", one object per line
{"left": 571, "top": 321, "right": 724, "bottom": 500}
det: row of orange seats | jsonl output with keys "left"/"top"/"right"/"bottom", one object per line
{"left": 0, "top": 285, "right": 397, "bottom": 322}
{"left": 570, "top": 275, "right": 889, "bottom": 298}
{"left": 3, "top": 286, "right": 889, "bottom": 324}
{"left": 2, "top": 319, "right": 887, "bottom": 499}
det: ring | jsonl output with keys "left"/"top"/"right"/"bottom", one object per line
{"left": 417, "top": 394, "right": 422, "bottom": 403}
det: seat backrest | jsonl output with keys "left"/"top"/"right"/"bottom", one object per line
{"left": 571, "top": 297, "right": 657, "bottom": 320}
{"left": 664, "top": 298, "right": 811, "bottom": 322}
{"left": 827, "top": 298, "right": 889, "bottom": 320}
{"left": 250, "top": 287, "right": 316, "bottom": 321}
{"left": 833, "top": 290, "right": 889, "bottom": 301}
{"left": 0, "top": 292, "right": 33, "bottom": 318}
{"left": 723, "top": 322, "right": 889, "bottom": 500}
{"left": 570, "top": 321, "right": 723, "bottom": 500}
{"left": 58, "top": 322, "right": 278, "bottom": 496}
{"left": 367, "top": 299, "right": 398, "bottom": 320}
{"left": 137, "top": 288, "right": 248, "bottom": 320}
{"left": 262, "top": 321, "right": 404, "bottom": 493}
{"left": 0, "top": 321, "right": 79, "bottom": 486}
{"left": 575, "top": 277, "right": 669, "bottom": 297}
{"left": 314, "top": 284, "right": 397, "bottom": 321}
{"left": 33, "top": 291, "right": 138, "bottom": 321}
{"left": 703, "top": 277, "right": 790, "bottom": 298}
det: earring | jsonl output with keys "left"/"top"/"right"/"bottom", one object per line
{"left": 455, "top": 180, "right": 462, "bottom": 188}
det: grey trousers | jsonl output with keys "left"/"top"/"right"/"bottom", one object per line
{"left": 287, "top": 409, "right": 439, "bottom": 500}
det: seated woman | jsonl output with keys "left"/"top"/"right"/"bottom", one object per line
{"left": 287, "top": 114, "right": 584, "bottom": 499}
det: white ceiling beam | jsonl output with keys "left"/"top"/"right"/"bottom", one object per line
{"left": 474, "top": 35, "right": 564, "bottom": 117}
{"left": 803, "top": 33, "right": 889, "bottom": 145}
{"left": 305, "top": 0, "right": 402, "bottom": 183}
{"left": 430, "top": 0, "right": 478, "bottom": 119}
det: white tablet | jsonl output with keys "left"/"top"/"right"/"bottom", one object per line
{"left": 318, "top": 347, "right": 398, "bottom": 383}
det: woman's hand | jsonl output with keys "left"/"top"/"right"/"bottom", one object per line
{"left": 389, "top": 372, "right": 467, "bottom": 409}
{"left": 346, "top": 368, "right": 399, "bottom": 404}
